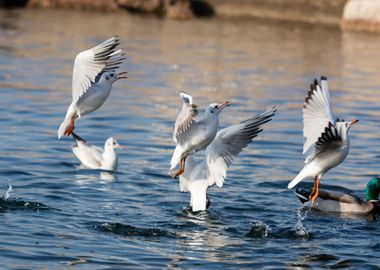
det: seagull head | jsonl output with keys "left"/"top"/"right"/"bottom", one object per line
{"left": 105, "top": 137, "right": 126, "bottom": 150}
{"left": 205, "top": 101, "right": 230, "bottom": 117}
{"left": 99, "top": 71, "right": 127, "bottom": 85}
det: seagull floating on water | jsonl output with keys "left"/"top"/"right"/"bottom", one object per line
{"left": 170, "top": 91, "right": 230, "bottom": 178}
{"left": 288, "top": 76, "right": 358, "bottom": 203}
{"left": 179, "top": 107, "right": 276, "bottom": 212}
{"left": 72, "top": 133, "right": 125, "bottom": 171}
{"left": 58, "top": 36, "right": 127, "bottom": 139}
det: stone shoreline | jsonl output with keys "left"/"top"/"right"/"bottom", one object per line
{"left": 1, "top": 0, "right": 380, "bottom": 33}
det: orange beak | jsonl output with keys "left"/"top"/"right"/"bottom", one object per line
{"left": 350, "top": 119, "right": 359, "bottom": 126}
{"left": 219, "top": 101, "right": 230, "bottom": 110}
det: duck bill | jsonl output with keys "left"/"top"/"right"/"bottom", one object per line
{"left": 349, "top": 119, "right": 359, "bottom": 126}
{"left": 219, "top": 101, "right": 230, "bottom": 110}
{"left": 116, "top": 71, "right": 128, "bottom": 81}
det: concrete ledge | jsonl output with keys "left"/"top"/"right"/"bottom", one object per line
{"left": 342, "top": 0, "right": 380, "bottom": 32}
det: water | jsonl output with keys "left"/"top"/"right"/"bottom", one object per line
{"left": 0, "top": 8, "right": 380, "bottom": 269}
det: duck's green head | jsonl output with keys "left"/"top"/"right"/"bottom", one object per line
{"left": 365, "top": 178, "right": 380, "bottom": 202}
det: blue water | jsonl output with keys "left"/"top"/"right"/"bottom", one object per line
{"left": 1, "top": 8, "right": 380, "bottom": 269}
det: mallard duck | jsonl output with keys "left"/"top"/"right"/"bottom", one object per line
{"left": 295, "top": 178, "right": 380, "bottom": 214}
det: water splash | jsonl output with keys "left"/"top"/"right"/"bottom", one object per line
{"left": 2, "top": 179, "right": 13, "bottom": 200}
{"left": 246, "top": 221, "right": 270, "bottom": 238}
{"left": 294, "top": 207, "right": 310, "bottom": 236}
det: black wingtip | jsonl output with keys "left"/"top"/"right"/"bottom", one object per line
{"left": 71, "top": 132, "right": 86, "bottom": 143}
{"left": 295, "top": 188, "right": 311, "bottom": 204}
{"left": 320, "top": 75, "right": 327, "bottom": 81}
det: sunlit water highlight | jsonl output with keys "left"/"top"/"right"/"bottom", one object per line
{"left": 0, "top": 8, "right": 380, "bottom": 269}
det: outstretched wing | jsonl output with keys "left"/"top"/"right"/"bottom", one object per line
{"left": 314, "top": 121, "right": 346, "bottom": 157}
{"left": 205, "top": 107, "right": 276, "bottom": 187}
{"left": 303, "top": 76, "right": 334, "bottom": 159}
{"left": 173, "top": 91, "right": 198, "bottom": 144}
{"left": 72, "top": 36, "right": 125, "bottom": 104}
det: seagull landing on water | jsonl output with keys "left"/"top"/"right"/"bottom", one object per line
{"left": 58, "top": 36, "right": 127, "bottom": 139}
{"left": 72, "top": 133, "right": 125, "bottom": 171}
{"left": 287, "top": 76, "right": 358, "bottom": 203}
{"left": 169, "top": 91, "right": 230, "bottom": 178}
{"left": 179, "top": 107, "right": 276, "bottom": 212}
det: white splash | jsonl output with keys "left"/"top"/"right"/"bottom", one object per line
{"left": 294, "top": 208, "right": 309, "bottom": 236}
{"left": 2, "top": 179, "right": 13, "bottom": 200}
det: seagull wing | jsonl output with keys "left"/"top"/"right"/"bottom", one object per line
{"left": 205, "top": 107, "right": 276, "bottom": 187}
{"left": 303, "top": 77, "right": 334, "bottom": 159}
{"left": 313, "top": 121, "right": 346, "bottom": 157}
{"left": 173, "top": 91, "right": 198, "bottom": 144}
{"left": 71, "top": 36, "right": 125, "bottom": 104}
{"left": 72, "top": 134, "right": 103, "bottom": 168}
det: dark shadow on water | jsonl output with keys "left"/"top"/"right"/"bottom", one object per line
{"left": 0, "top": 198, "right": 51, "bottom": 212}
{"left": 88, "top": 221, "right": 179, "bottom": 238}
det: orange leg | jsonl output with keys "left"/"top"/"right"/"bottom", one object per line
{"left": 309, "top": 176, "right": 320, "bottom": 204}
{"left": 170, "top": 156, "right": 187, "bottom": 178}
{"left": 64, "top": 117, "right": 75, "bottom": 136}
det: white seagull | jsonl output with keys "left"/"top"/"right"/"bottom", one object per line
{"left": 58, "top": 36, "right": 127, "bottom": 139}
{"left": 170, "top": 91, "right": 230, "bottom": 178}
{"left": 288, "top": 76, "right": 358, "bottom": 203}
{"left": 72, "top": 133, "right": 125, "bottom": 171}
{"left": 179, "top": 107, "right": 276, "bottom": 212}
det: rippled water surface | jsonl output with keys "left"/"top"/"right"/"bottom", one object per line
{"left": 1, "top": 9, "right": 380, "bottom": 269}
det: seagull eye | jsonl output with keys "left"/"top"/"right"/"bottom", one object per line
{"left": 214, "top": 105, "right": 218, "bottom": 109}
{"left": 111, "top": 74, "right": 114, "bottom": 77}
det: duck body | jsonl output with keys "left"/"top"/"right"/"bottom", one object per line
{"left": 295, "top": 178, "right": 380, "bottom": 214}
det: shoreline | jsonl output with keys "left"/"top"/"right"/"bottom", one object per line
{"left": 1, "top": 0, "right": 380, "bottom": 33}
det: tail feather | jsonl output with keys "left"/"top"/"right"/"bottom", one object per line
{"left": 288, "top": 166, "right": 310, "bottom": 189}
{"left": 189, "top": 181, "right": 208, "bottom": 212}
{"left": 58, "top": 116, "right": 72, "bottom": 139}
{"left": 170, "top": 145, "right": 183, "bottom": 171}
{"left": 58, "top": 104, "right": 76, "bottom": 139}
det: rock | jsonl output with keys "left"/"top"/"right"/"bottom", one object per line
{"left": 165, "top": 0, "right": 194, "bottom": 19}
{"left": 27, "top": 0, "right": 119, "bottom": 11}
{"left": 342, "top": 0, "right": 380, "bottom": 33}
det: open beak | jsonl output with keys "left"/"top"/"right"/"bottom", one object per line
{"left": 115, "top": 144, "right": 126, "bottom": 149}
{"left": 116, "top": 71, "right": 128, "bottom": 81}
{"left": 350, "top": 119, "right": 359, "bottom": 126}
{"left": 219, "top": 100, "right": 230, "bottom": 110}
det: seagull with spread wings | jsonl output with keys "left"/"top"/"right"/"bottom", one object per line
{"left": 288, "top": 76, "right": 358, "bottom": 203}
{"left": 58, "top": 36, "right": 127, "bottom": 139}
{"left": 170, "top": 92, "right": 230, "bottom": 178}
{"left": 179, "top": 107, "right": 276, "bottom": 212}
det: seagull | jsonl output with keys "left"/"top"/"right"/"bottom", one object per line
{"left": 179, "top": 107, "right": 276, "bottom": 212}
{"left": 71, "top": 133, "right": 125, "bottom": 171}
{"left": 58, "top": 36, "right": 127, "bottom": 139}
{"left": 287, "top": 76, "right": 358, "bottom": 203}
{"left": 170, "top": 91, "right": 230, "bottom": 178}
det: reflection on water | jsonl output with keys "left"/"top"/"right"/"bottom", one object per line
{"left": 0, "top": 8, "right": 380, "bottom": 269}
